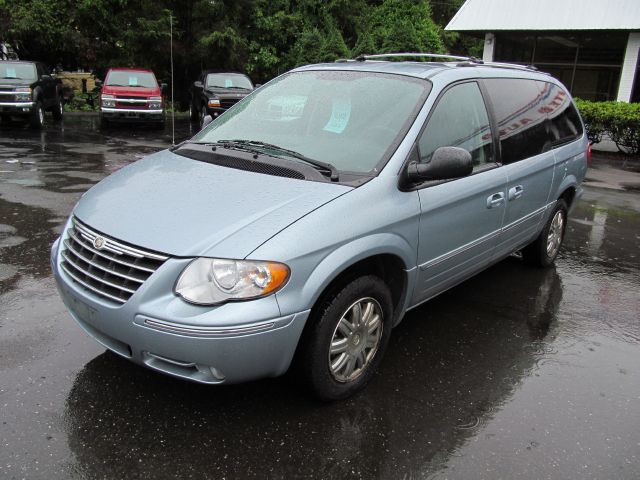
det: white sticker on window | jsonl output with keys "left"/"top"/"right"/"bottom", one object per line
{"left": 129, "top": 76, "right": 138, "bottom": 86}
{"left": 225, "top": 79, "right": 233, "bottom": 87}
{"left": 323, "top": 98, "right": 351, "bottom": 134}
{"left": 6, "top": 68, "right": 17, "bottom": 78}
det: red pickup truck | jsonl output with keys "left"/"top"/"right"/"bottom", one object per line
{"left": 98, "top": 68, "right": 166, "bottom": 126}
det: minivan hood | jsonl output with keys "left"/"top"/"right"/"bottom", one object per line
{"left": 73, "top": 150, "right": 352, "bottom": 258}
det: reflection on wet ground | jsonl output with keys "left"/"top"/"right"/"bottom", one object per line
{"left": 1, "top": 119, "right": 639, "bottom": 479}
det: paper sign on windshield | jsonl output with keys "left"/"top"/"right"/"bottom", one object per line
{"left": 129, "top": 76, "right": 138, "bottom": 86}
{"left": 6, "top": 68, "right": 16, "bottom": 78}
{"left": 323, "top": 98, "right": 351, "bottom": 134}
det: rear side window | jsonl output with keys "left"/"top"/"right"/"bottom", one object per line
{"left": 418, "top": 81, "right": 493, "bottom": 168}
{"left": 483, "top": 78, "right": 549, "bottom": 164}
{"left": 539, "top": 81, "right": 583, "bottom": 145}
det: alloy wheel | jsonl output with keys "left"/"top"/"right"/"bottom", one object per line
{"left": 546, "top": 210, "right": 565, "bottom": 258}
{"left": 328, "top": 297, "right": 383, "bottom": 383}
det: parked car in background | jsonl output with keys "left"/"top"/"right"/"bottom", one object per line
{"left": 189, "top": 70, "right": 254, "bottom": 126}
{"left": 98, "top": 68, "right": 166, "bottom": 126}
{"left": 51, "top": 54, "right": 588, "bottom": 400}
{"left": 0, "top": 60, "right": 63, "bottom": 128}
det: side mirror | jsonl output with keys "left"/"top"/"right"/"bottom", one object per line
{"left": 160, "top": 82, "right": 168, "bottom": 94}
{"left": 407, "top": 146, "right": 473, "bottom": 182}
{"left": 254, "top": 83, "right": 262, "bottom": 89}
{"left": 95, "top": 79, "right": 102, "bottom": 87}
{"left": 194, "top": 81, "right": 203, "bottom": 89}
{"left": 201, "top": 115, "right": 213, "bottom": 130}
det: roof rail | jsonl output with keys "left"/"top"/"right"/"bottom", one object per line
{"left": 461, "top": 60, "right": 539, "bottom": 72}
{"left": 354, "top": 53, "right": 477, "bottom": 62}
{"left": 351, "top": 52, "right": 540, "bottom": 72}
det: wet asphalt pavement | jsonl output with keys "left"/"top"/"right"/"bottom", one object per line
{"left": 1, "top": 116, "right": 639, "bottom": 479}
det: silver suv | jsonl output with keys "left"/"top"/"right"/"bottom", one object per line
{"left": 51, "top": 54, "right": 588, "bottom": 400}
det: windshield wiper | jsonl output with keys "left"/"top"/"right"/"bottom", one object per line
{"left": 0, "top": 76, "right": 25, "bottom": 80}
{"left": 209, "top": 85, "right": 249, "bottom": 90}
{"left": 218, "top": 140, "right": 339, "bottom": 181}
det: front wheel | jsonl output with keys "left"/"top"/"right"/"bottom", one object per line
{"left": 298, "top": 275, "right": 393, "bottom": 401}
{"left": 52, "top": 95, "right": 64, "bottom": 121}
{"left": 29, "top": 101, "right": 45, "bottom": 129}
{"left": 189, "top": 101, "right": 199, "bottom": 122}
{"left": 199, "top": 104, "right": 207, "bottom": 128}
{"left": 522, "top": 199, "right": 568, "bottom": 267}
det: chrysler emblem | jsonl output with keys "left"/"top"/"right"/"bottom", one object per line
{"left": 93, "top": 236, "right": 105, "bottom": 250}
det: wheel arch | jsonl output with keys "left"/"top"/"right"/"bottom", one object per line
{"left": 292, "top": 234, "right": 415, "bottom": 328}
{"left": 32, "top": 86, "right": 44, "bottom": 102}
{"left": 558, "top": 185, "right": 576, "bottom": 209}
{"left": 290, "top": 248, "right": 411, "bottom": 376}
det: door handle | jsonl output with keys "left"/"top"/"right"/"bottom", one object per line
{"left": 486, "top": 192, "right": 505, "bottom": 209}
{"left": 508, "top": 185, "right": 524, "bottom": 201}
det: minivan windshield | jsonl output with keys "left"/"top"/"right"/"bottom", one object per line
{"left": 0, "top": 62, "right": 36, "bottom": 81}
{"left": 192, "top": 70, "right": 430, "bottom": 174}
{"left": 105, "top": 70, "right": 158, "bottom": 88}
{"left": 206, "top": 73, "right": 253, "bottom": 90}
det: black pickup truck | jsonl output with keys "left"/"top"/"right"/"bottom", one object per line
{"left": 188, "top": 70, "right": 255, "bottom": 127}
{"left": 0, "top": 60, "right": 63, "bottom": 128}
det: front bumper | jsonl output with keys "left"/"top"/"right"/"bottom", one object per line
{"left": 0, "top": 101, "right": 34, "bottom": 114}
{"left": 205, "top": 106, "right": 232, "bottom": 118}
{"left": 100, "top": 107, "right": 164, "bottom": 122}
{"left": 51, "top": 234, "right": 309, "bottom": 385}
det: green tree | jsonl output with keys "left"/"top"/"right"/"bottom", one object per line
{"left": 320, "top": 19, "right": 350, "bottom": 62}
{"left": 368, "top": 0, "right": 445, "bottom": 54}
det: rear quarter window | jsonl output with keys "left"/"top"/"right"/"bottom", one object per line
{"left": 483, "top": 78, "right": 549, "bottom": 164}
{"left": 538, "top": 81, "right": 583, "bottom": 145}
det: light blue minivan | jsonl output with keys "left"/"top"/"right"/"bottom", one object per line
{"left": 51, "top": 54, "right": 588, "bottom": 400}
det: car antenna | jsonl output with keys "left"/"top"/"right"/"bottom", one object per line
{"left": 169, "top": 11, "right": 175, "bottom": 146}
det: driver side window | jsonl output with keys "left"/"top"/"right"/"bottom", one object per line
{"left": 418, "top": 82, "right": 493, "bottom": 168}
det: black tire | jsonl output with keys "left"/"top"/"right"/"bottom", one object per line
{"left": 99, "top": 115, "right": 109, "bottom": 129}
{"left": 52, "top": 95, "right": 64, "bottom": 121}
{"left": 29, "top": 100, "right": 45, "bottom": 129}
{"left": 199, "top": 104, "right": 207, "bottom": 128}
{"left": 522, "top": 199, "right": 568, "bottom": 268}
{"left": 189, "top": 101, "right": 199, "bottom": 122}
{"left": 298, "top": 275, "right": 393, "bottom": 401}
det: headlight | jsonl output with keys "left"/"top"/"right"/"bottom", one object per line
{"left": 175, "top": 258, "right": 290, "bottom": 305}
{"left": 14, "top": 87, "right": 31, "bottom": 101}
{"left": 101, "top": 94, "right": 115, "bottom": 108}
{"left": 149, "top": 96, "right": 162, "bottom": 109}
{"left": 207, "top": 98, "right": 221, "bottom": 107}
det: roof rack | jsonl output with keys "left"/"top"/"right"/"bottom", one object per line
{"left": 477, "top": 61, "right": 539, "bottom": 72}
{"left": 355, "top": 53, "right": 476, "bottom": 62}
{"left": 350, "top": 52, "right": 539, "bottom": 72}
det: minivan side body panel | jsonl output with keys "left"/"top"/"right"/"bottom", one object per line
{"left": 251, "top": 174, "right": 421, "bottom": 319}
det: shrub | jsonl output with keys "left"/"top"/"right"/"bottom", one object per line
{"left": 63, "top": 90, "right": 99, "bottom": 112}
{"left": 574, "top": 99, "right": 640, "bottom": 155}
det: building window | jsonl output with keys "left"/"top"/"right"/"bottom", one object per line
{"left": 494, "top": 32, "right": 628, "bottom": 101}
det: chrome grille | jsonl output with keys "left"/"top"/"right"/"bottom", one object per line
{"left": 60, "top": 218, "right": 168, "bottom": 304}
{"left": 0, "top": 88, "right": 16, "bottom": 102}
{"left": 220, "top": 98, "right": 240, "bottom": 109}
{"left": 115, "top": 96, "right": 149, "bottom": 109}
